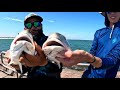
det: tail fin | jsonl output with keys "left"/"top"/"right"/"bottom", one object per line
{"left": 18, "top": 62, "right": 23, "bottom": 74}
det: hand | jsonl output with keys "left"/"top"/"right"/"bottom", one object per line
{"left": 55, "top": 49, "right": 90, "bottom": 67}
{"left": 19, "top": 41, "right": 48, "bottom": 67}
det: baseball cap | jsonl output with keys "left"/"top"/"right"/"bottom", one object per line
{"left": 24, "top": 13, "right": 43, "bottom": 24}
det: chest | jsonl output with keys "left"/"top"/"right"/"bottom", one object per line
{"left": 98, "top": 29, "right": 120, "bottom": 47}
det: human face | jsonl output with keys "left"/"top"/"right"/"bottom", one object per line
{"left": 106, "top": 12, "right": 120, "bottom": 24}
{"left": 25, "top": 18, "right": 42, "bottom": 36}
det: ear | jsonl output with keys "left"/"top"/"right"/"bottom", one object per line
{"left": 24, "top": 27, "right": 27, "bottom": 30}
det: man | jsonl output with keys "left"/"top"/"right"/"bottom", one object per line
{"left": 12, "top": 13, "right": 63, "bottom": 78}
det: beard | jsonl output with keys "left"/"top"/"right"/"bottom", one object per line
{"left": 30, "top": 28, "right": 44, "bottom": 41}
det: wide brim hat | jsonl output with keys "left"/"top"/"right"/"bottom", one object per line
{"left": 99, "top": 12, "right": 106, "bottom": 17}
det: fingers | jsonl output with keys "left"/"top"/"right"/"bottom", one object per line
{"left": 64, "top": 50, "right": 73, "bottom": 58}
{"left": 19, "top": 53, "right": 33, "bottom": 67}
{"left": 34, "top": 41, "right": 38, "bottom": 47}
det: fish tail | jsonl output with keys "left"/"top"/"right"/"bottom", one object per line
{"left": 18, "top": 63, "right": 23, "bottom": 74}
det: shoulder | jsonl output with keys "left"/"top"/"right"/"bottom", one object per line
{"left": 94, "top": 27, "right": 108, "bottom": 37}
{"left": 96, "top": 27, "right": 107, "bottom": 33}
{"left": 41, "top": 35, "right": 48, "bottom": 41}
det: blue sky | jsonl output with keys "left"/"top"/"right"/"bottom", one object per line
{"left": 0, "top": 12, "right": 105, "bottom": 40}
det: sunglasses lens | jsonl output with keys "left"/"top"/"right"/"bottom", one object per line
{"left": 34, "top": 22, "right": 41, "bottom": 27}
{"left": 25, "top": 23, "right": 32, "bottom": 29}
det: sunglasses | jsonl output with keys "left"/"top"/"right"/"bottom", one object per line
{"left": 106, "top": 12, "right": 119, "bottom": 14}
{"left": 106, "top": 12, "right": 111, "bottom": 14}
{"left": 25, "top": 21, "right": 41, "bottom": 29}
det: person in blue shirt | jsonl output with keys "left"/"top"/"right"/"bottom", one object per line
{"left": 56, "top": 12, "right": 120, "bottom": 78}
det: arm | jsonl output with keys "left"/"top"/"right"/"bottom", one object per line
{"left": 98, "top": 43, "right": 120, "bottom": 69}
{"left": 56, "top": 49, "right": 102, "bottom": 68}
{"left": 56, "top": 42, "right": 120, "bottom": 69}
{"left": 89, "top": 30, "right": 99, "bottom": 55}
{"left": 55, "top": 30, "right": 102, "bottom": 68}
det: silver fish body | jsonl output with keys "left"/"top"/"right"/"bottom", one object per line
{"left": 42, "top": 32, "right": 71, "bottom": 68}
{"left": 9, "top": 30, "right": 36, "bottom": 73}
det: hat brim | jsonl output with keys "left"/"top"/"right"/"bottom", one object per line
{"left": 99, "top": 12, "right": 106, "bottom": 17}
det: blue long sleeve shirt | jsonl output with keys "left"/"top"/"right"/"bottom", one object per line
{"left": 82, "top": 21, "right": 120, "bottom": 78}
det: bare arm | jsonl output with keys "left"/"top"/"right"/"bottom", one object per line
{"left": 56, "top": 50, "right": 102, "bottom": 68}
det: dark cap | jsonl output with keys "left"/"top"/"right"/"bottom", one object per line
{"left": 24, "top": 13, "right": 43, "bottom": 24}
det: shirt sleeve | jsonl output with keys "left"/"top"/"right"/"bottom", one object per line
{"left": 89, "top": 30, "right": 99, "bottom": 55}
{"left": 95, "top": 42, "right": 120, "bottom": 69}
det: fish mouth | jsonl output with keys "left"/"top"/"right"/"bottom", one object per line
{"left": 14, "top": 36, "right": 32, "bottom": 44}
{"left": 43, "top": 41, "right": 63, "bottom": 48}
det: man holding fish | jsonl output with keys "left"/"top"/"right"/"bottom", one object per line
{"left": 11, "top": 13, "right": 63, "bottom": 78}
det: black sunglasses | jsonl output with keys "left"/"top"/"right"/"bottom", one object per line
{"left": 25, "top": 21, "right": 41, "bottom": 29}
{"left": 106, "top": 12, "right": 119, "bottom": 14}
{"left": 106, "top": 12, "right": 111, "bottom": 14}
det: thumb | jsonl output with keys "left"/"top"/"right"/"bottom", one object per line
{"left": 34, "top": 41, "right": 38, "bottom": 47}
{"left": 34, "top": 41, "right": 41, "bottom": 50}
{"left": 34, "top": 42, "right": 44, "bottom": 56}
{"left": 64, "top": 49, "right": 72, "bottom": 58}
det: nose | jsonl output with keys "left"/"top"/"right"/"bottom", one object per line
{"left": 31, "top": 26, "right": 36, "bottom": 30}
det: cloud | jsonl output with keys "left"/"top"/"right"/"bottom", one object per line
{"left": 3, "top": 17, "right": 55, "bottom": 23}
{"left": 3, "top": 17, "right": 23, "bottom": 22}
{"left": 45, "top": 19, "right": 55, "bottom": 23}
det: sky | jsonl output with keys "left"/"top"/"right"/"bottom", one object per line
{"left": 0, "top": 12, "right": 105, "bottom": 40}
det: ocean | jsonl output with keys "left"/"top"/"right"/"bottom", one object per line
{"left": 0, "top": 39, "right": 93, "bottom": 52}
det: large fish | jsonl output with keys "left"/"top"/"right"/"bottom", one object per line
{"left": 42, "top": 32, "right": 71, "bottom": 68}
{"left": 9, "top": 30, "right": 36, "bottom": 73}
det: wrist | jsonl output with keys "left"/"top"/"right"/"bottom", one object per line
{"left": 87, "top": 55, "right": 96, "bottom": 63}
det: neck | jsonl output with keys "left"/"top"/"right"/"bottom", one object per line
{"left": 110, "top": 23, "right": 114, "bottom": 28}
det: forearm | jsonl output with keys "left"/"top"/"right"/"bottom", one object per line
{"left": 82, "top": 51, "right": 102, "bottom": 68}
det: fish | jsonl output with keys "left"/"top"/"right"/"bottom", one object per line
{"left": 42, "top": 32, "right": 71, "bottom": 68}
{"left": 9, "top": 30, "right": 36, "bottom": 73}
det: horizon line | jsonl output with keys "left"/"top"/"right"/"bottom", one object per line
{"left": 0, "top": 37, "right": 93, "bottom": 41}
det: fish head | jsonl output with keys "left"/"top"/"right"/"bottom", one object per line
{"left": 14, "top": 30, "right": 33, "bottom": 44}
{"left": 42, "top": 32, "right": 71, "bottom": 63}
{"left": 10, "top": 30, "right": 35, "bottom": 49}
{"left": 42, "top": 32, "right": 70, "bottom": 50}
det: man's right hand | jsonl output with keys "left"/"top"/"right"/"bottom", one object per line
{"left": 18, "top": 41, "right": 48, "bottom": 67}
